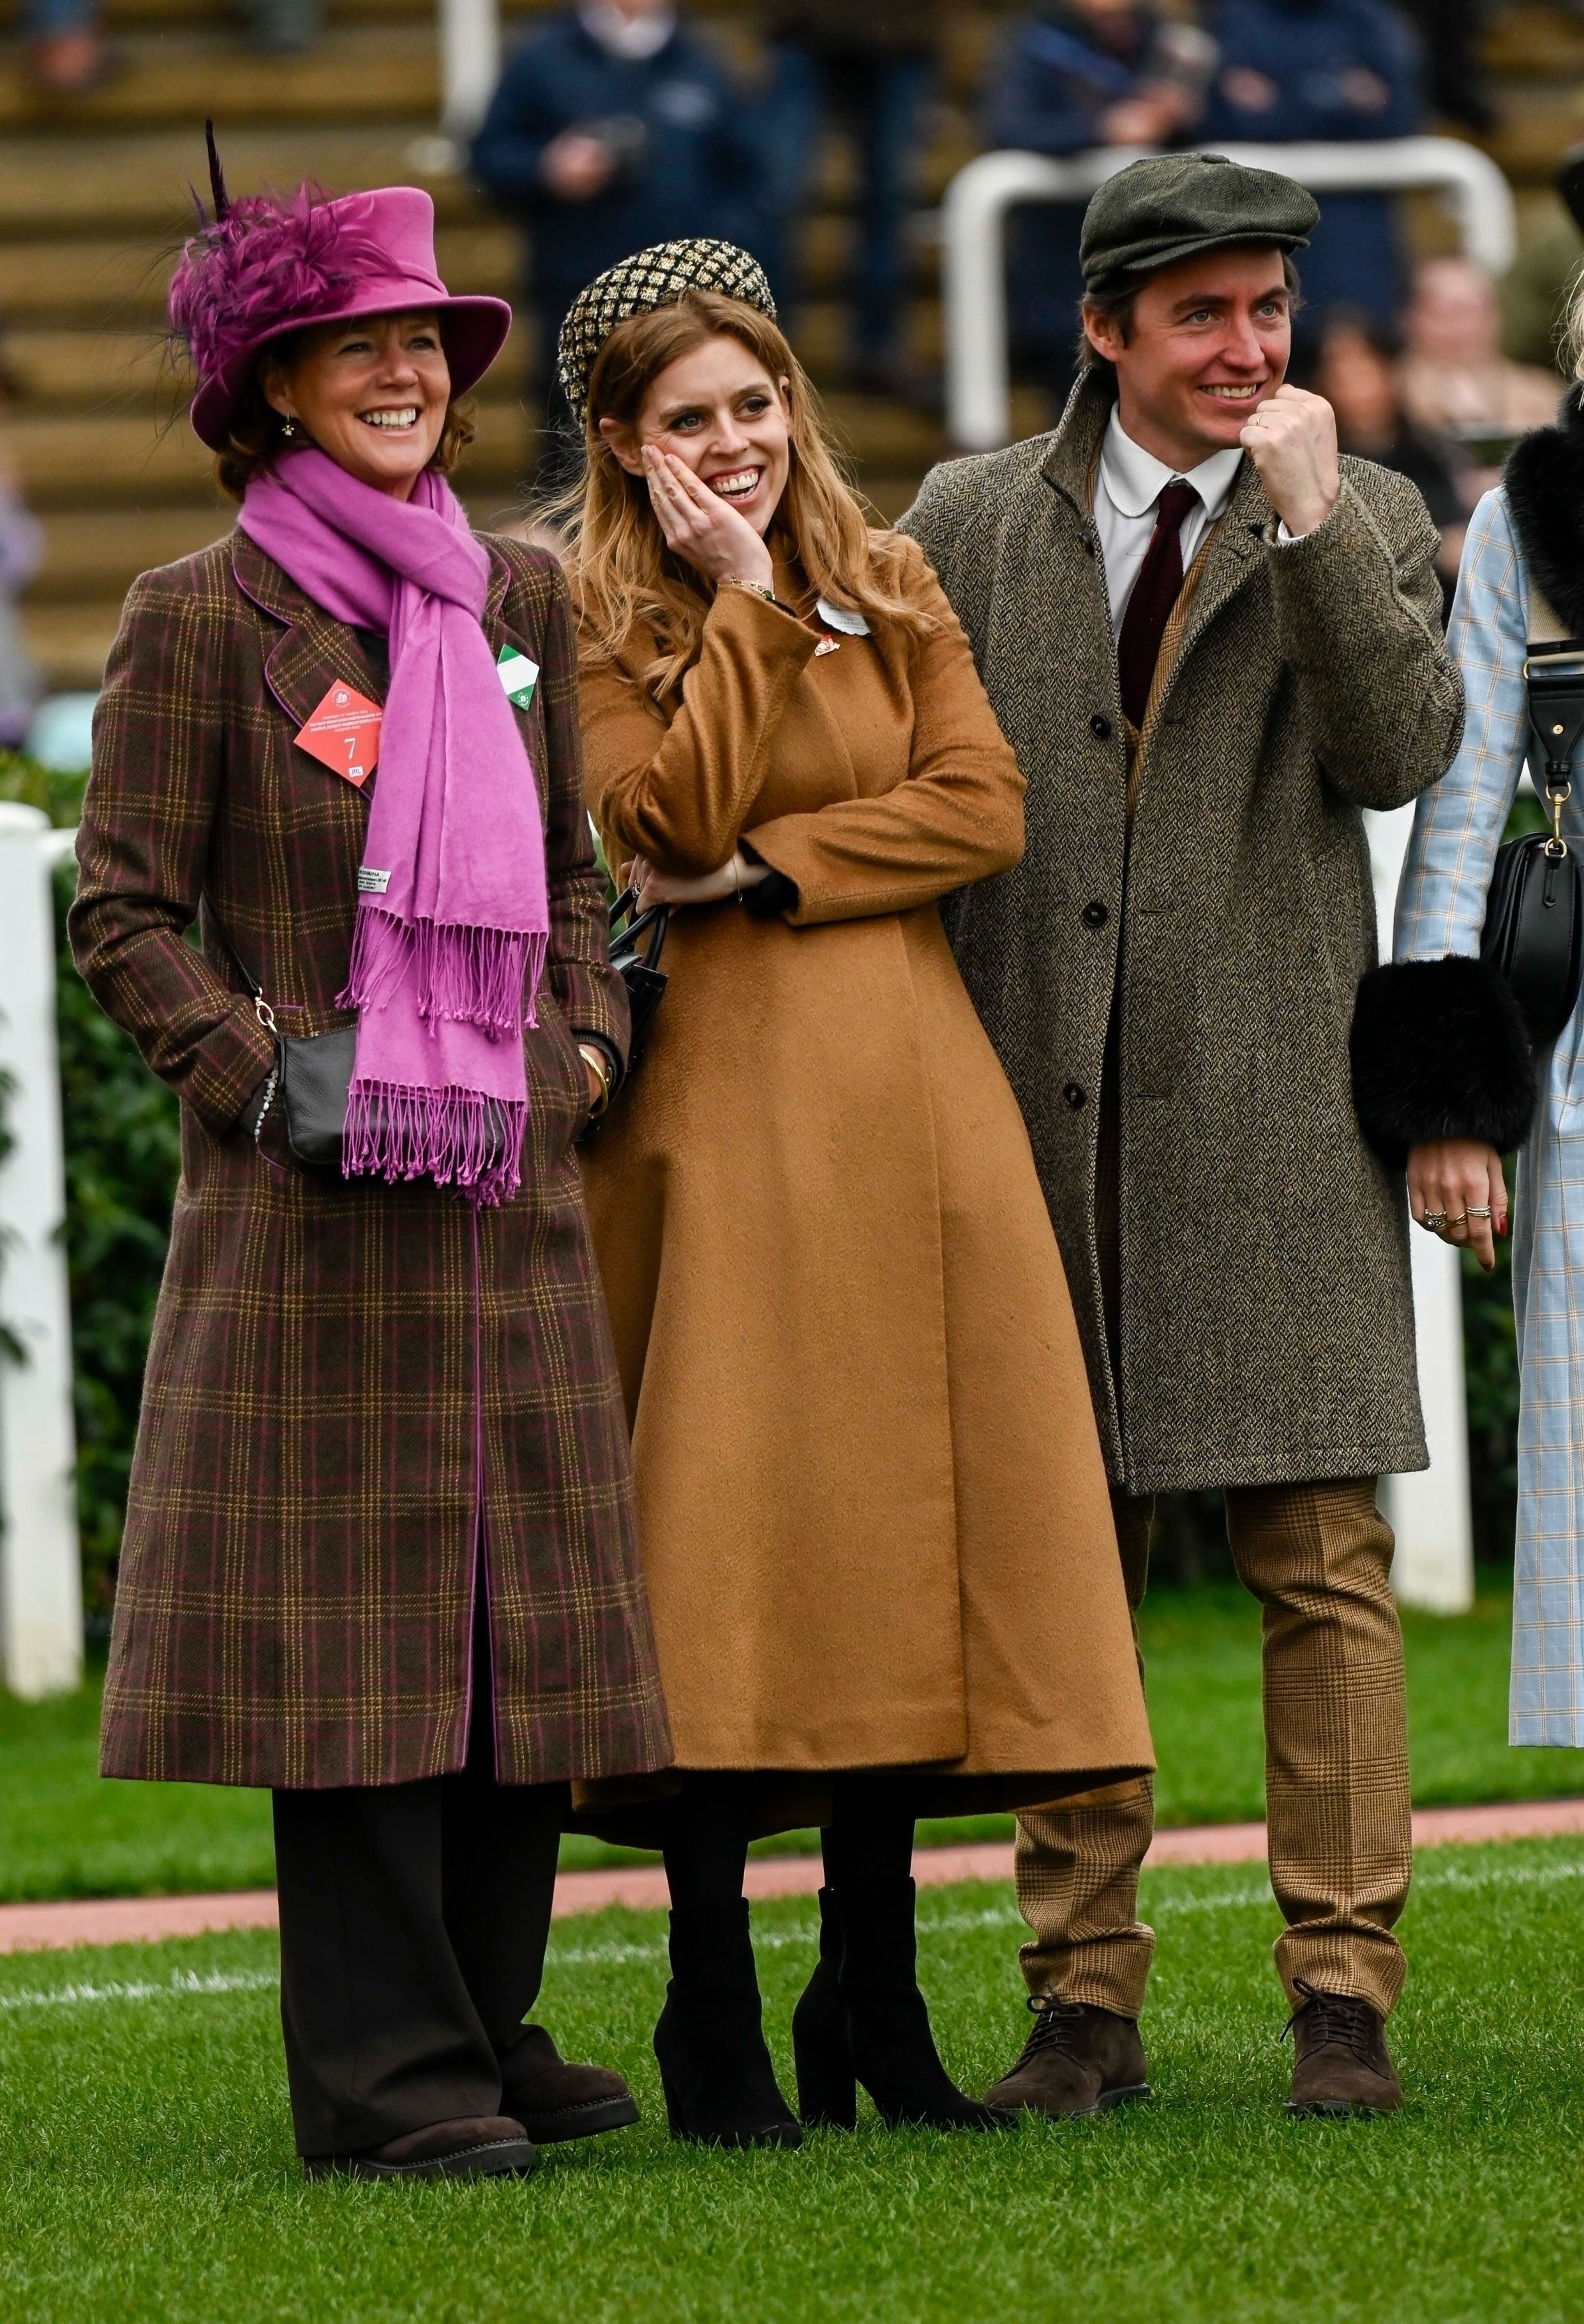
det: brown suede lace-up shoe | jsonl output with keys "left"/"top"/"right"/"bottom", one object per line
{"left": 1284, "top": 1979, "right": 1403, "bottom": 2117}
{"left": 982, "top": 1997, "right": 1151, "bottom": 2117}
{"left": 499, "top": 2025, "right": 640, "bottom": 2143}
{"left": 305, "top": 2115, "right": 538, "bottom": 2181}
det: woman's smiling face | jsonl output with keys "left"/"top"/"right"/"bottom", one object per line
{"left": 605, "top": 333, "right": 793, "bottom": 537}
{"left": 260, "top": 310, "right": 451, "bottom": 498}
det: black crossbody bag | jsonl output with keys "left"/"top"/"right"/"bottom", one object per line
{"left": 1480, "top": 581, "right": 1584, "bottom": 1046}
{"left": 212, "top": 896, "right": 669, "bottom": 1168}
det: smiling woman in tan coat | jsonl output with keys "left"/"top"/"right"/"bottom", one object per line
{"left": 556, "top": 240, "right": 1152, "bottom": 2153}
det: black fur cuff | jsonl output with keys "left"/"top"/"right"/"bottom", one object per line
{"left": 1350, "top": 955, "right": 1539, "bottom": 1167}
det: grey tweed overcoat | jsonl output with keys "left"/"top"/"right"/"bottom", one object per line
{"left": 70, "top": 529, "right": 671, "bottom": 1790}
{"left": 900, "top": 372, "right": 1463, "bottom": 1495}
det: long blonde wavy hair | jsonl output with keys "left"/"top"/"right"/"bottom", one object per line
{"left": 558, "top": 289, "right": 931, "bottom": 699}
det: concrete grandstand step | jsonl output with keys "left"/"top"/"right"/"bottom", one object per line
{"left": 5, "top": 319, "right": 532, "bottom": 408}
{"left": 1485, "top": 86, "right": 1584, "bottom": 186}
{"left": 7, "top": 394, "right": 532, "bottom": 507}
{"left": 0, "top": 129, "right": 476, "bottom": 236}
{"left": 0, "top": 214, "right": 520, "bottom": 325}
{"left": 0, "top": 23, "right": 437, "bottom": 133}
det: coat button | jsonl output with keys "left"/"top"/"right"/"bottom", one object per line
{"left": 1082, "top": 900, "right": 1109, "bottom": 928}
{"left": 1090, "top": 713, "right": 1111, "bottom": 739}
{"left": 1064, "top": 1082, "right": 1086, "bottom": 1110}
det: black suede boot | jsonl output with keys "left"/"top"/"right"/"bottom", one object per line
{"left": 652, "top": 1901, "right": 802, "bottom": 2149}
{"left": 799, "top": 1876, "right": 1014, "bottom": 2132}
{"left": 791, "top": 1886, "right": 856, "bottom": 2128}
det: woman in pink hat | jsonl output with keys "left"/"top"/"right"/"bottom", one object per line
{"left": 67, "top": 159, "right": 673, "bottom": 2181}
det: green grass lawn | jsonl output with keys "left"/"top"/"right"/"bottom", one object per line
{"left": 3, "top": 1586, "right": 1577, "bottom": 1903}
{"left": 3, "top": 1839, "right": 1581, "bottom": 2319}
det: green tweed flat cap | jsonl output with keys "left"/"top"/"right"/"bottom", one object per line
{"left": 1080, "top": 153, "right": 1318, "bottom": 294}
{"left": 557, "top": 238, "right": 777, "bottom": 428}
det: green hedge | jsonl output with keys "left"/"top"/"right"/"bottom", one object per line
{"left": 0, "top": 750, "right": 1537, "bottom": 1612}
{"left": 1, "top": 756, "right": 181, "bottom": 1621}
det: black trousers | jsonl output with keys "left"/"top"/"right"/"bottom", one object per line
{"left": 272, "top": 1605, "right": 566, "bottom": 2159}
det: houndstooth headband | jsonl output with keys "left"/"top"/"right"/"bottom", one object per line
{"left": 556, "top": 239, "right": 777, "bottom": 428}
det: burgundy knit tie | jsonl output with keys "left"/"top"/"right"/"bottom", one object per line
{"left": 1116, "top": 479, "right": 1199, "bottom": 729}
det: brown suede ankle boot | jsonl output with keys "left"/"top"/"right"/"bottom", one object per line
{"left": 1283, "top": 1980, "right": 1403, "bottom": 2116}
{"left": 305, "top": 2115, "right": 538, "bottom": 2181}
{"left": 983, "top": 1997, "right": 1150, "bottom": 2117}
{"left": 499, "top": 2024, "right": 639, "bottom": 2143}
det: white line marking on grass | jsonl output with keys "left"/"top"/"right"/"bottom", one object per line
{"left": 7, "top": 1857, "right": 1583, "bottom": 2010}
{"left": 0, "top": 1969, "right": 278, "bottom": 2013}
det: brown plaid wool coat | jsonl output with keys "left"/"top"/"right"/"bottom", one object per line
{"left": 70, "top": 527, "right": 673, "bottom": 1790}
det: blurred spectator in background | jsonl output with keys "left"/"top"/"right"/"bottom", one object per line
{"left": 1398, "top": 0, "right": 1491, "bottom": 131}
{"left": 1312, "top": 304, "right": 1468, "bottom": 614}
{"left": 473, "top": 0, "right": 759, "bottom": 441}
{"left": 26, "top": 0, "right": 112, "bottom": 92}
{"left": 1399, "top": 256, "right": 1560, "bottom": 453}
{"left": 241, "top": 0, "right": 323, "bottom": 53}
{"left": 985, "top": 0, "right": 1216, "bottom": 408}
{"left": 1200, "top": 0, "right": 1421, "bottom": 333}
{"left": 755, "top": 3, "right": 941, "bottom": 398}
{"left": 0, "top": 344, "right": 43, "bottom": 749}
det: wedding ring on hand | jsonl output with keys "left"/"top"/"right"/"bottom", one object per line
{"left": 1421, "top": 1211, "right": 1448, "bottom": 1232}
{"left": 1466, "top": 1206, "right": 1493, "bottom": 1220}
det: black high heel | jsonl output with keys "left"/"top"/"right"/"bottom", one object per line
{"left": 800, "top": 1875, "right": 1015, "bottom": 2133}
{"left": 652, "top": 1902, "right": 802, "bottom": 2149}
{"left": 791, "top": 1887, "right": 858, "bottom": 2128}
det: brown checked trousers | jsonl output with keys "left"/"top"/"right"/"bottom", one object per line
{"left": 1014, "top": 1478, "right": 1413, "bottom": 2019}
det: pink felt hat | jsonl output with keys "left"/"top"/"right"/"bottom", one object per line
{"left": 173, "top": 181, "right": 511, "bottom": 451}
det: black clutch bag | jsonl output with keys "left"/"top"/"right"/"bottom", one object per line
{"left": 1480, "top": 611, "right": 1584, "bottom": 1046}
{"left": 210, "top": 914, "right": 511, "bottom": 1176}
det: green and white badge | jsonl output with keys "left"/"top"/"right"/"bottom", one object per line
{"left": 497, "top": 644, "right": 540, "bottom": 710}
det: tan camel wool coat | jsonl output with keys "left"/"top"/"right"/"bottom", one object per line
{"left": 576, "top": 539, "right": 1153, "bottom": 1803}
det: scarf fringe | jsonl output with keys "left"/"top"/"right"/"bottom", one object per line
{"left": 342, "top": 1080, "right": 525, "bottom": 1207}
{"left": 341, "top": 910, "right": 548, "bottom": 1035}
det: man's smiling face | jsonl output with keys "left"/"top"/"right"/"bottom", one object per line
{"left": 1084, "top": 244, "right": 1293, "bottom": 473}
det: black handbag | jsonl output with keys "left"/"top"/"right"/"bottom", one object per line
{"left": 606, "top": 886, "right": 670, "bottom": 1074}
{"left": 1480, "top": 594, "right": 1584, "bottom": 1046}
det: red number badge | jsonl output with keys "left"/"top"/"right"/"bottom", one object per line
{"left": 294, "top": 683, "right": 383, "bottom": 787}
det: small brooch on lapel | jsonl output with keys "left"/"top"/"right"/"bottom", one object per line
{"left": 497, "top": 645, "right": 540, "bottom": 708}
{"left": 813, "top": 595, "right": 869, "bottom": 657}
{"left": 294, "top": 683, "right": 382, "bottom": 787}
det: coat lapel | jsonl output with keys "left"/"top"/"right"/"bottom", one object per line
{"left": 231, "top": 529, "right": 386, "bottom": 735}
{"left": 1164, "top": 456, "right": 1271, "bottom": 678}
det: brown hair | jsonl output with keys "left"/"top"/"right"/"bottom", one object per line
{"left": 1077, "top": 251, "right": 1302, "bottom": 373}
{"left": 557, "top": 289, "right": 931, "bottom": 699}
{"left": 213, "top": 327, "right": 475, "bottom": 501}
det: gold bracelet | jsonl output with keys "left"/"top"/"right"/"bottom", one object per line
{"left": 577, "top": 1042, "right": 613, "bottom": 1119}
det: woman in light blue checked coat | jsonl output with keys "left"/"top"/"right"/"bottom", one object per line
{"left": 1352, "top": 355, "right": 1584, "bottom": 1747}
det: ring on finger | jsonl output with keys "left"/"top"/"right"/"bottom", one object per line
{"left": 1466, "top": 1206, "right": 1493, "bottom": 1220}
{"left": 1421, "top": 1210, "right": 1447, "bottom": 1232}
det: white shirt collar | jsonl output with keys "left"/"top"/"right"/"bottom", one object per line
{"left": 1099, "top": 406, "right": 1243, "bottom": 523}
{"left": 578, "top": 2, "right": 677, "bottom": 60}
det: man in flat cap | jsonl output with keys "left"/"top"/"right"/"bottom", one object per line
{"left": 900, "top": 152, "right": 1462, "bottom": 2117}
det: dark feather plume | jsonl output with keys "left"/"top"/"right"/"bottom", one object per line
{"left": 205, "top": 118, "right": 229, "bottom": 224}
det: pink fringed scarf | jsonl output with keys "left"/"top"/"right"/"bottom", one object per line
{"left": 239, "top": 448, "right": 549, "bottom": 1206}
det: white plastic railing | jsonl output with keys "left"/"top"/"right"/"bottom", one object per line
{"left": 942, "top": 137, "right": 1517, "bottom": 454}
{"left": 0, "top": 807, "right": 82, "bottom": 1697}
{"left": 439, "top": 0, "right": 501, "bottom": 142}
